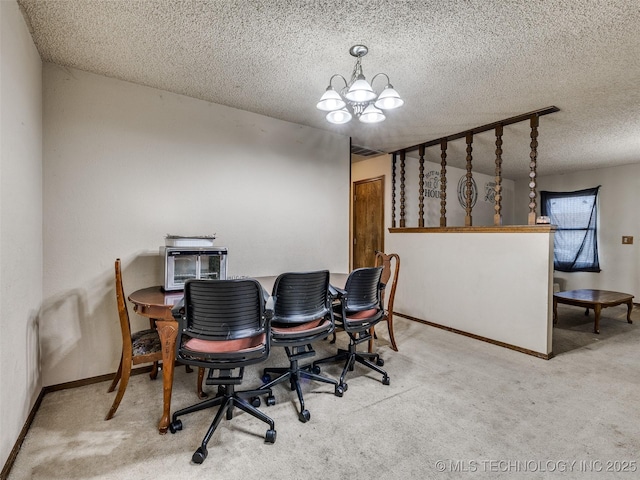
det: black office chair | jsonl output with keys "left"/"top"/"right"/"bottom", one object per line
{"left": 169, "top": 279, "right": 276, "bottom": 464}
{"left": 260, "top": 271, "right": 344, "bottom": 423}
{"left": 313, "top": 266, "right": 390, "bottom": 387}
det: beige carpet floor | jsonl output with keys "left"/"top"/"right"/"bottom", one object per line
{"left": 7, "top": 304, "right": 640, "bottom": 479}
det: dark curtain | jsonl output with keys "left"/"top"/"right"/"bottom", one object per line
{"left": 541, "top": 187, "right": 600, "bottom": 272}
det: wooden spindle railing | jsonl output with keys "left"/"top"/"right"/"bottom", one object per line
{"left": 494, "top": 124, "right": 503, "bottom": 226}
{"left": 385, "top": 107, "right": 558, "bottom": 231}
{"left": 391, "top": 152, "right": 397, "bottom": 228}
{"left": 400, "top": 150, "right": 406, "bottom": 228}
{"left": 528, "top": 115, "right": 539, "bottom": 225}
{"left": 418, "top": 144, "right": 425, "bottom": 227}
{"left": 440, "top": 139, "right": 448, "bottom": 227}
{"left": 464, "top": 132, "right": 474, "bottom": 227}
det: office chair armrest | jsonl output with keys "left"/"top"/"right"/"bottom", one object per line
{"left": 262, "top": 286, "right": 271, "bottom": 301}
{"left": 263, "top": 290, "right": 274, "bottom": 321}
{"left": 171, "top": 297, "right": 185, "bottom": 319}
{"left": 263, "top": 307, "right": 274, "bottom": 324}
{"left": 265, "top": 294, "right": 275, "bottom": 313}
{"left": 329, "top": 284, "right": 346, "bottom": 299}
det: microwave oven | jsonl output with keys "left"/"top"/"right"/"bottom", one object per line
{"left": 162, "top": 247, "right": 228, "bottom": 291}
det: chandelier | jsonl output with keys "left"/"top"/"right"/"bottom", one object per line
{"left": 316, "top": 45, "right": 404, "bottom": 125}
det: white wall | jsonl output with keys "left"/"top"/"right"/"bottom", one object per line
{"left": 516, "top": 163, "right": 640, "bottom": 299}
{"left": 0, "top": 0, "right": 43, "bottom": 469}
{"left": 40, "top": 64, "right": 350, "bottom": 387}
{"left": 386, "top": 231, "right": 554, "bottom": 355}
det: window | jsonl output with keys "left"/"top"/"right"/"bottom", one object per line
{"left": 540, "top": 187, "right": 600, "bottom": 272}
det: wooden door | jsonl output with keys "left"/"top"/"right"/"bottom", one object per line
{"left": 353, "top": 176, "right": 384, "bottom": 269}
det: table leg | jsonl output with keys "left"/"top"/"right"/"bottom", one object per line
{"left": 553, "top": 297, "right": 558, "bottom": 324}
{"left": 197, "top": 367, "right": 207, "bottom": 399}
{"left": 148, "top": 319, "right": 160, "bottom": 380}
{"left": 155, "top": 319, "right": 178, "bottom": 434}
{"left": 626, "top": 300, "right": 634, "bottom": 324}
{"left": 593, "top": 304, "right": 601, "bottom": 334}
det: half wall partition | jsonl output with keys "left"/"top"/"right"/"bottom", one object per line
{"left": 384, "top": 108, "right": 559, "bottom": 358}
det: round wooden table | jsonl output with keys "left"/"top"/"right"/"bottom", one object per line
{"left": 128, "top": 274, "right": 348, "bottom": 434}
{"left": 128, "top": 286, "right": 183, "bottom": 434}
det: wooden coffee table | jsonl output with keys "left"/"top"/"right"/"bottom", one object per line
{"left": 553, "top": 289, "right": 634, "bottom": 334}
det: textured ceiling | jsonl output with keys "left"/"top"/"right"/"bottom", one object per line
{"left": 17, "top": 0, "right": 640, "bottom": 179}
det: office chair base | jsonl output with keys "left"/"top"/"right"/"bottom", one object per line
{"left": 314, "top": 345, "right": 390, "bottom": 387}
{"left": 299, "top": 409, "right": 311, "bottom": 422}
{"left": 169, "top": 419, "right": 183, "bottom": 433}
{"left": 261, "top": 357, "right": 342, "bottom": 422}
{"left": 192, "top": 447, "right": 208, "bottom": 464}
{"left": 170, "top": 384, "right": 276, "bottom": 464}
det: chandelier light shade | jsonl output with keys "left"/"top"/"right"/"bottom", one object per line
{"left": 317, "top": 45, "right": 404, "bottom": 125}
{"left": 374, "top": 85, "right": 404, "bottom": 110}
{"left": 316, "top": 87, "right": 346, "bottom": 111}
{"left": 345, "top": 77, "right": 377, "bottom": 103}
{"left": 326, "top": 108, "right": 353, "bottom": 124}
{"left": 359, "top": 104, "right": 386, "bottom": 124}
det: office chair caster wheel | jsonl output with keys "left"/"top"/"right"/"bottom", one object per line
{"left": 265, "top": 429, "right": 277, "bottom": 443}
{"left": 192, "top": 446, "right": 208, "bottom": 464}
{"left": 251, "top": 396, "right": 261, "bottom": 407}
{"left": 335, "top": 385, "right": 344, "bottom": 397}
{"left": 376, "top": 358, "right": 385, "bottom": 367}
{"left": 341, "top": 382, "right": 348, "bottom": 392}
{"left": 382, "top": 375, "right": 390, "bottom": 386}
{"left": 298, "top": 409, "right": 311, "bottom": 423}
{"left": 169, "top": 419, "right": 182, "bottom": 433}
{"left": 311, "top": 365, "right": 321, "bottom": 374}
{"left": 266, "top": 395, "right": 276, "bottom": 406}
{"left": 261, "top": 374, "right": 271, "bottom": 383}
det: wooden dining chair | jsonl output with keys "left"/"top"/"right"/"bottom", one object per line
{"left": 369, "top": 251, "right": 400, "bottom": 353}
{"left": 105, "top": 259, "right": 164, "bottom": 420}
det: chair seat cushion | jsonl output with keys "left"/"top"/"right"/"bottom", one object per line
{"left": 184, "top": 333, "right": 267, "bottom": 353}
{"left": 344, "top": 308, "right": 380, "bottom": 325}
{"left": 346, "top": 308, "right": 379, "bottom": 319}
{"left": 271, "top": 318, "right": 328, "bottom": 336}
{"left": 131, "top": 329, "right": 162, "bottom": 356}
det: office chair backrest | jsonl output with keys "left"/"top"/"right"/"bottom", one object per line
{"left": 183, "top": 278, "right": 267, "bottom": 341}
{"left": 343, "top": 266, "right": 384, "bottom": 312}
{"left": 271, "top": 270, "right": 331, "bottom": 324}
